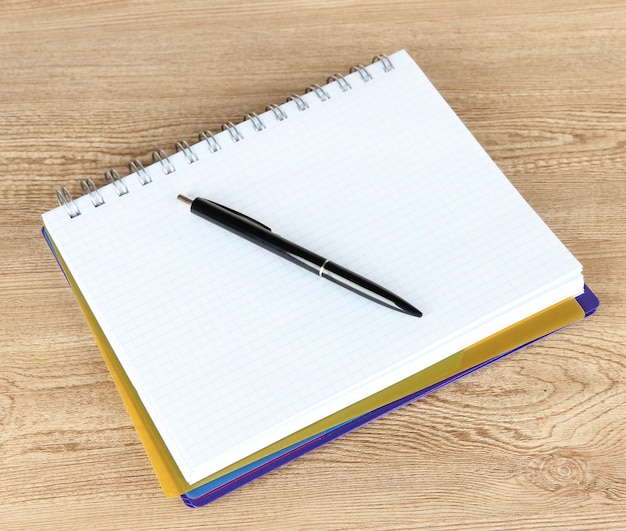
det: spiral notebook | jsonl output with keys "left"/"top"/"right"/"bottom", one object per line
{"left": 42, "top": 50, "right": 586, "bottom": 493}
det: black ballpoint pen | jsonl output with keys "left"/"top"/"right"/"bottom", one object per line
{"left": 177, "top": 194, "right": 422, "bottom": 317}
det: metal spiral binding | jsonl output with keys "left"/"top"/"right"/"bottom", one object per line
{"left": 266, "top": 103, "right": 288, "bottom": 121}
{"left": 287, "top": 94, "right": 309, "bottom": 111}
{"left": 222, "top": 122, "right": 244, "bottom": 143}
{"left": 56, "top": 187, "right": 80, "bottom": 218}
{"left": 349, "top": 64, "right": 373, "bottom": 82}
{"left": 305, "top": 84, "right": 331, "bottom": 102}
{"left": 80, "top": 179, "right": 105, "bottom": 207}
{"left": 104, "top": 169, "right": 129, "bottom": 196}
{"left": 244, "top": 112, "right": 266, "bottom": 132}
{"left": 128, "top": 159, "right": 152, "bottom": 186}
{"left": 199, "top": 130, "right": 221, "bottom": 153}
{"left": 175, "top": 140, "right": 199, "bottom": 164}
{"left": 55, "top": 53, "right": 395, "bottom": 218}
{"left": 373, "top": 54, "right": 394, "bottom": 72}
{"left": 327, "top": 73, "right": 351, "bottom": 92}
{"left": 152, "top": 149, "right": 175, "bottom": 174}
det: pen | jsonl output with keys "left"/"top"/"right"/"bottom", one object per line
{"left": 177, "top": 194, "right": 422, "bottom": 317}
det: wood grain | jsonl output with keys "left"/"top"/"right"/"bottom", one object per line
{"left": 1, "top": 1, "right": 625, "bottom": 529}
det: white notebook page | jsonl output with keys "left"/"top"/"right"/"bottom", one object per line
{"left": 42, "top": 50, "right": 582, "bottom": 483}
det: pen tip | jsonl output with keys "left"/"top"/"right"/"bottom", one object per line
{"left": 177, "top": 194, "right": 194, "bottom": 206}
{"left": 399, "top": 301, "right": 423, "bottom": 318}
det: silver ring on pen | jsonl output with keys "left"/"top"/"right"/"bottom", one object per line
{"left": 319, "top": 258, "right": 330, "bottom": 277}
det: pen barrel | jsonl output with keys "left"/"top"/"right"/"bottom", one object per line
{"left": 190, "top": 198, "right": 326, "bottom": 274}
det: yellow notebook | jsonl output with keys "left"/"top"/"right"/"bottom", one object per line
{"left": 42, "top": 50, "right": 587, "bottom": 494}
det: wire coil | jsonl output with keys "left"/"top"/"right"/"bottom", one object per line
{"left": 55, "top": 54, "right": 395, "bottom": 218}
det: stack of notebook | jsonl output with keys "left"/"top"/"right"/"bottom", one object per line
{"left": 41, "top": 50, "right": 598, "bottom": 507}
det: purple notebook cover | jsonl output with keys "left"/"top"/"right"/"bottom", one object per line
{"left": 181, "top": 286, "right": 598, "bottom": 507}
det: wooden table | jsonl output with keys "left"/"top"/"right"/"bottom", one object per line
{"left": 2, "top": 1, "right": 625, "bottom": 528}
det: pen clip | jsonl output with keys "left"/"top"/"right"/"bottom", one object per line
{"left": 206, "top": 200, "right": 273, "bottom": 232}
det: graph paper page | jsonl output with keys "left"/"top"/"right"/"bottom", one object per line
{"left": 42, "top": 50, "right": 582, "bottom": 483}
